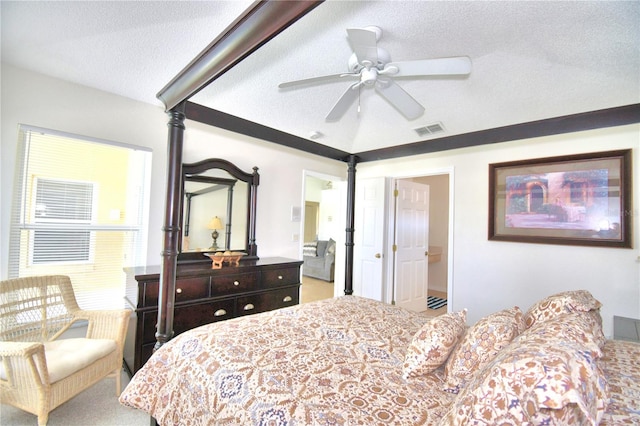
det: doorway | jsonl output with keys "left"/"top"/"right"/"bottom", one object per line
{"left": 301, "top": 171, "right": 345, "bottom": 303}
{"left": 391, "top": 172, "right": 451, "bottom": 313}
{"left": 304, "top": 201, "right": 319, "bottom": 242}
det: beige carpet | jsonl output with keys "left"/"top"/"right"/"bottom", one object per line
{"left": 300, "top": 275, "right": 335, "bottom": 303}
{"left": 1, "top": 369, "right": 149, "bottom": 426}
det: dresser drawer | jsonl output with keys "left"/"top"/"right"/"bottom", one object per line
{"left": 140, "top": 299, "right": 235, "bottom": 343}
{"left": 142, "top": 277, "right": 210, "bottom": 307}
{"left": 235, "top": 285, "right": 299, "bottom": 317}
{"left": 262, "top": 267, "right": 300, "bottom": 287}
{"left": 211, "top": 272, "right": 259, "bottom": 296}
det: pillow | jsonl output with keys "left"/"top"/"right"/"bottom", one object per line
{"left": 316, "top": 240, "right": 328, "bottom": 257}
{"left": 326, "top": 238, "right": 336, "bottom": 255}
{"left": 440, "top": 339, "right": 609, "bottom": 425}
{"left": 524, "top": 290, "right": 602, "bottom": 329}
{"left": 518, "top": 310, "right": 606, "bottom": 353}
{"left": 443, "top": 306, "right": 524, "bottom": 393}
{"left": 402, "top": 309, "right": 467, "bottom": 379}
{"left": 302, "top": 241, "right": 317, "bottom": 257}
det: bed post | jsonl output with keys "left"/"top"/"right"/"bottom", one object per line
{"left": 344, "top": 155, "right": 358, "bottom": 295}
{"left": 155, "top": 102, "right": 186, "bottom": 352}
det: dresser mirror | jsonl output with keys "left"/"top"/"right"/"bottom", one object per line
{"left": 178, "top": 158, "right": 259, "bottom": 262}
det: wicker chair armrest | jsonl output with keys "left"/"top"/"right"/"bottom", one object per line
{"left": 0, "top": 341, "right": 43, "bottom": 357}
{"left": 73, "top": 309, "right": 131, "bottom": 342}
{"left": 0, "top": 341, "right": 50, "bottom": 387}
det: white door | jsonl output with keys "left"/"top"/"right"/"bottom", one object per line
{"left": 353, "top": 177, "right": 387, "bottom": 301}
{"left": 394, "top": 180, "right": 430, "bottom": 312}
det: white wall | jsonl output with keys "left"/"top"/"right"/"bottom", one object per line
{"left": 357, "top": 125, "right": 640, "bottom": 337}
{"left": 0, "top": 64, "right": 346, "bottom": 277}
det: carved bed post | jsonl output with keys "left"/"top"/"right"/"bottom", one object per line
{"left": 247, "top": 167, "right": 259, "bottom": 257}
{"left": 155, "top": 102, "right": 186, "bottom": 352}
{"left": 344, "top": 155, "right": 357, "bottom": 295}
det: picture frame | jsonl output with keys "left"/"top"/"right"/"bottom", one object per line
{"left": 488, "top": 149, "right": 632, "bottom": 248}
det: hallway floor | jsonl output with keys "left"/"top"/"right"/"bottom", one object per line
{"left": 301, "top": 276, "right": 448, "bottom": 318}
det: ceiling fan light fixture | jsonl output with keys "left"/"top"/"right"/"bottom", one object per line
{"left": 280, "top": 25, "right": 470, "bottom": 122}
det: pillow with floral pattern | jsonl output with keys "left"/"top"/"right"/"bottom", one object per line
{"left": 524, "top": 290, "right": 602, "bottom": 329}
{"left": 443, "top": 306, "right": 524, "bottom": 393}
{"left": 440, "top": 338, "right": 609, "bottom": 425}
{"left": 402, "top": 309, "right": 467, "bottom": 379}
{"left": 519, "top": 310, "right": 606, "bottom": 353}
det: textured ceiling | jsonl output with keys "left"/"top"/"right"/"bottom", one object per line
{"left": 2, "top": 1, "right": 639, "bottom": 154}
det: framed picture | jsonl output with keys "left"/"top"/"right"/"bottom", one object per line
{"left": 489, "top": 149, "right": 632, "bottom": 248}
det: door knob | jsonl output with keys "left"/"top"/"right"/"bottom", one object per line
{"left": 375, "top": 253, "right": 381, "bottom": 258}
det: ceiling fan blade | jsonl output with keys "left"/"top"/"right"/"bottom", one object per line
{"left": 375, "top": 79, "right": 425, "bottom": 120}
{"left": 384, "top": 56, "right": 471, "bottom": 77}
{"left": 326, "top": 85, "right": 360, "bottom": 122}
{"left": 346, "top": 28, "right": 379, "bottom": 65}
{"left": 279, "top": 73, "right": 358, "bottom": 89}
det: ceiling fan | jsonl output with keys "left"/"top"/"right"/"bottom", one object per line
{"left": 278, "top": 26, "right": 471, "bottom": 122}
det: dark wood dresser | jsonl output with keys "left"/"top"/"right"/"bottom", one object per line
{"left": 123, "top": 257, "right": 302, "bottom": 374}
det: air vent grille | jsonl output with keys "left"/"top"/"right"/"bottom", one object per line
{"left": 414, "top": 122, "right": 445, "bottom": 137}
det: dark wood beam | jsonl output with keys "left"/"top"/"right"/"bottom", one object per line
{"left": 157, "top": 1, "right": 324, "bottom": 111}
{"left": 355, "top": 104, "right": 640, "bottom": 162}
{"left": 185, "top": 101, "right": 351, "bottom": 161}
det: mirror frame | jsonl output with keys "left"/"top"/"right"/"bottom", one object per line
{"left": 178, "top": 158, "right": 259, "bottom": 263}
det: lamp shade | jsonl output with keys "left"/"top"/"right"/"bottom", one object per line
{"left": 207, "top": 216, "right": 223, "bottom": 230}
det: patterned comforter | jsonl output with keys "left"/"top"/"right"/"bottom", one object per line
{"left": 119, "top": 297, "right": 455, "bottom": 425}
{"left": 119, "top": 296, "right": 640, "bottom": 425}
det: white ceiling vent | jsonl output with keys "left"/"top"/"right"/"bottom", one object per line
{"left": 414, "top": 122, "right": 445, "bottom": 137}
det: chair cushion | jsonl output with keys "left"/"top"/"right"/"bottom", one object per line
{"left": 44, "top": 338, "right": 117, "bottom": 383}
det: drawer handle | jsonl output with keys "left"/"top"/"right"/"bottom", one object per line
{"left": 176, "top": 288, "right": 182, "bottom": 294}
{"left": 278, "top": 275, "right": 283, "bottom": 280}
{"left": 214, "top": 309, "right": 227, "bottom": 317}
{"left": 283, "top": 296, "right": 292, "bottom": 302}
{"left": 243, "top": 303, "right": 255, "bottom": 311}
{"left": 233, "top": 280, "right": 240, "bottom": 286}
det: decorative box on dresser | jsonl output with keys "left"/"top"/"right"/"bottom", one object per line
{"left": 123, "top": 257, "right": 302, "bottom": 374}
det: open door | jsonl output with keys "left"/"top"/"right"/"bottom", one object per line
{"left": 394, "top": 180, "right": 430, "bottom": 312}
{"left": 353, "top": 177, "right": 387, "bottom": 300}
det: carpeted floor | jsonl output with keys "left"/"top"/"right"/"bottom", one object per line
{"left": 1, "top": 369, "right": 149, "bottom": 426}
{"left": 300, "top": 275, "right": 335, "bottom": 303}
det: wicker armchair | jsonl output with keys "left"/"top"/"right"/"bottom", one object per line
{"left": 0, "top": 275, "right": 130, "bottom": 425}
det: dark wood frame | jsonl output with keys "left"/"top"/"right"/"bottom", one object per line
{"left": 488, "top": 149, "right": 632, "bottom": 248}
{"left": 180, "top": 158, "right": 259, "bottom": 262}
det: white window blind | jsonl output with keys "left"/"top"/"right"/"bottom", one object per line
{"left": 32, "top": 178, "right": 95, "bottom": 264}
{"left": 8, "top": 125, "right": 152, "bottom": 310}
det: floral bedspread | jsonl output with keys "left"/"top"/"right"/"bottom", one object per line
{"left": 599, "top": 339, "right": 640, "bottom": 425}
{"left": 119, "top": 296, "right": 640, "bottom": 425}
{"left": 119, "top": 296, "right": 455, "bottom": 425}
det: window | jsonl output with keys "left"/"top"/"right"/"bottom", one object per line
{"left": 32, "top": 178, "right": 95, "bottom": 264}
{"left": 9, "top": 125, "right": 152, "bottom": 310}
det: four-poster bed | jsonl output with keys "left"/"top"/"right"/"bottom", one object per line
{"left": 148, "top": 0, "right": 639, "bottom": 358}
{"left": 117, "top": 1, "right": 640, "bottom": 424}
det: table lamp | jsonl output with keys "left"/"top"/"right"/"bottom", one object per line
{"left": 207, "top": 216, "right": 223, "bottom": 250}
